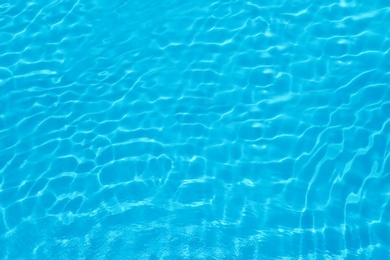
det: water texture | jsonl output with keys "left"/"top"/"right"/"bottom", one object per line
{"left": 0, "top": 0, "right": 389, "bottom": 259}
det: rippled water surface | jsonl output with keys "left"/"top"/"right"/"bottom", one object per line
{"left": 1, "top": 0, "right": 390, "bottom": 259}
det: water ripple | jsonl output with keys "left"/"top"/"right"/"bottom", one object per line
{"left": 1, "top": 0, "right": 389, "bottom": 258}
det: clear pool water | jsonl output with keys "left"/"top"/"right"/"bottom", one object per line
{"left": 1, "top": 0, "right": 390, "bottom": 259}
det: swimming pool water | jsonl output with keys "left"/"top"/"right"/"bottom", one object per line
{"left": 1, "top": 0, "right": 389, "bottom": 259}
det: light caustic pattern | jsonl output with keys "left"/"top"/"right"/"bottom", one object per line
{"left": 0, "top": 0, "right": 389, "bottom": 259}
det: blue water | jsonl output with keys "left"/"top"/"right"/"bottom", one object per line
{"left": 1, "top": 0, "right": 390, "bottom": 259}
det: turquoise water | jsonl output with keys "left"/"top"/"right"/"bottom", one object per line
{"left": 1, "top": 0, "right": 390, "bottom": 258}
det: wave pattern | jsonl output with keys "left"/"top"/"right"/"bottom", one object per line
{"left": 1, "top": 0, "right": 389, "bottom": 258}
